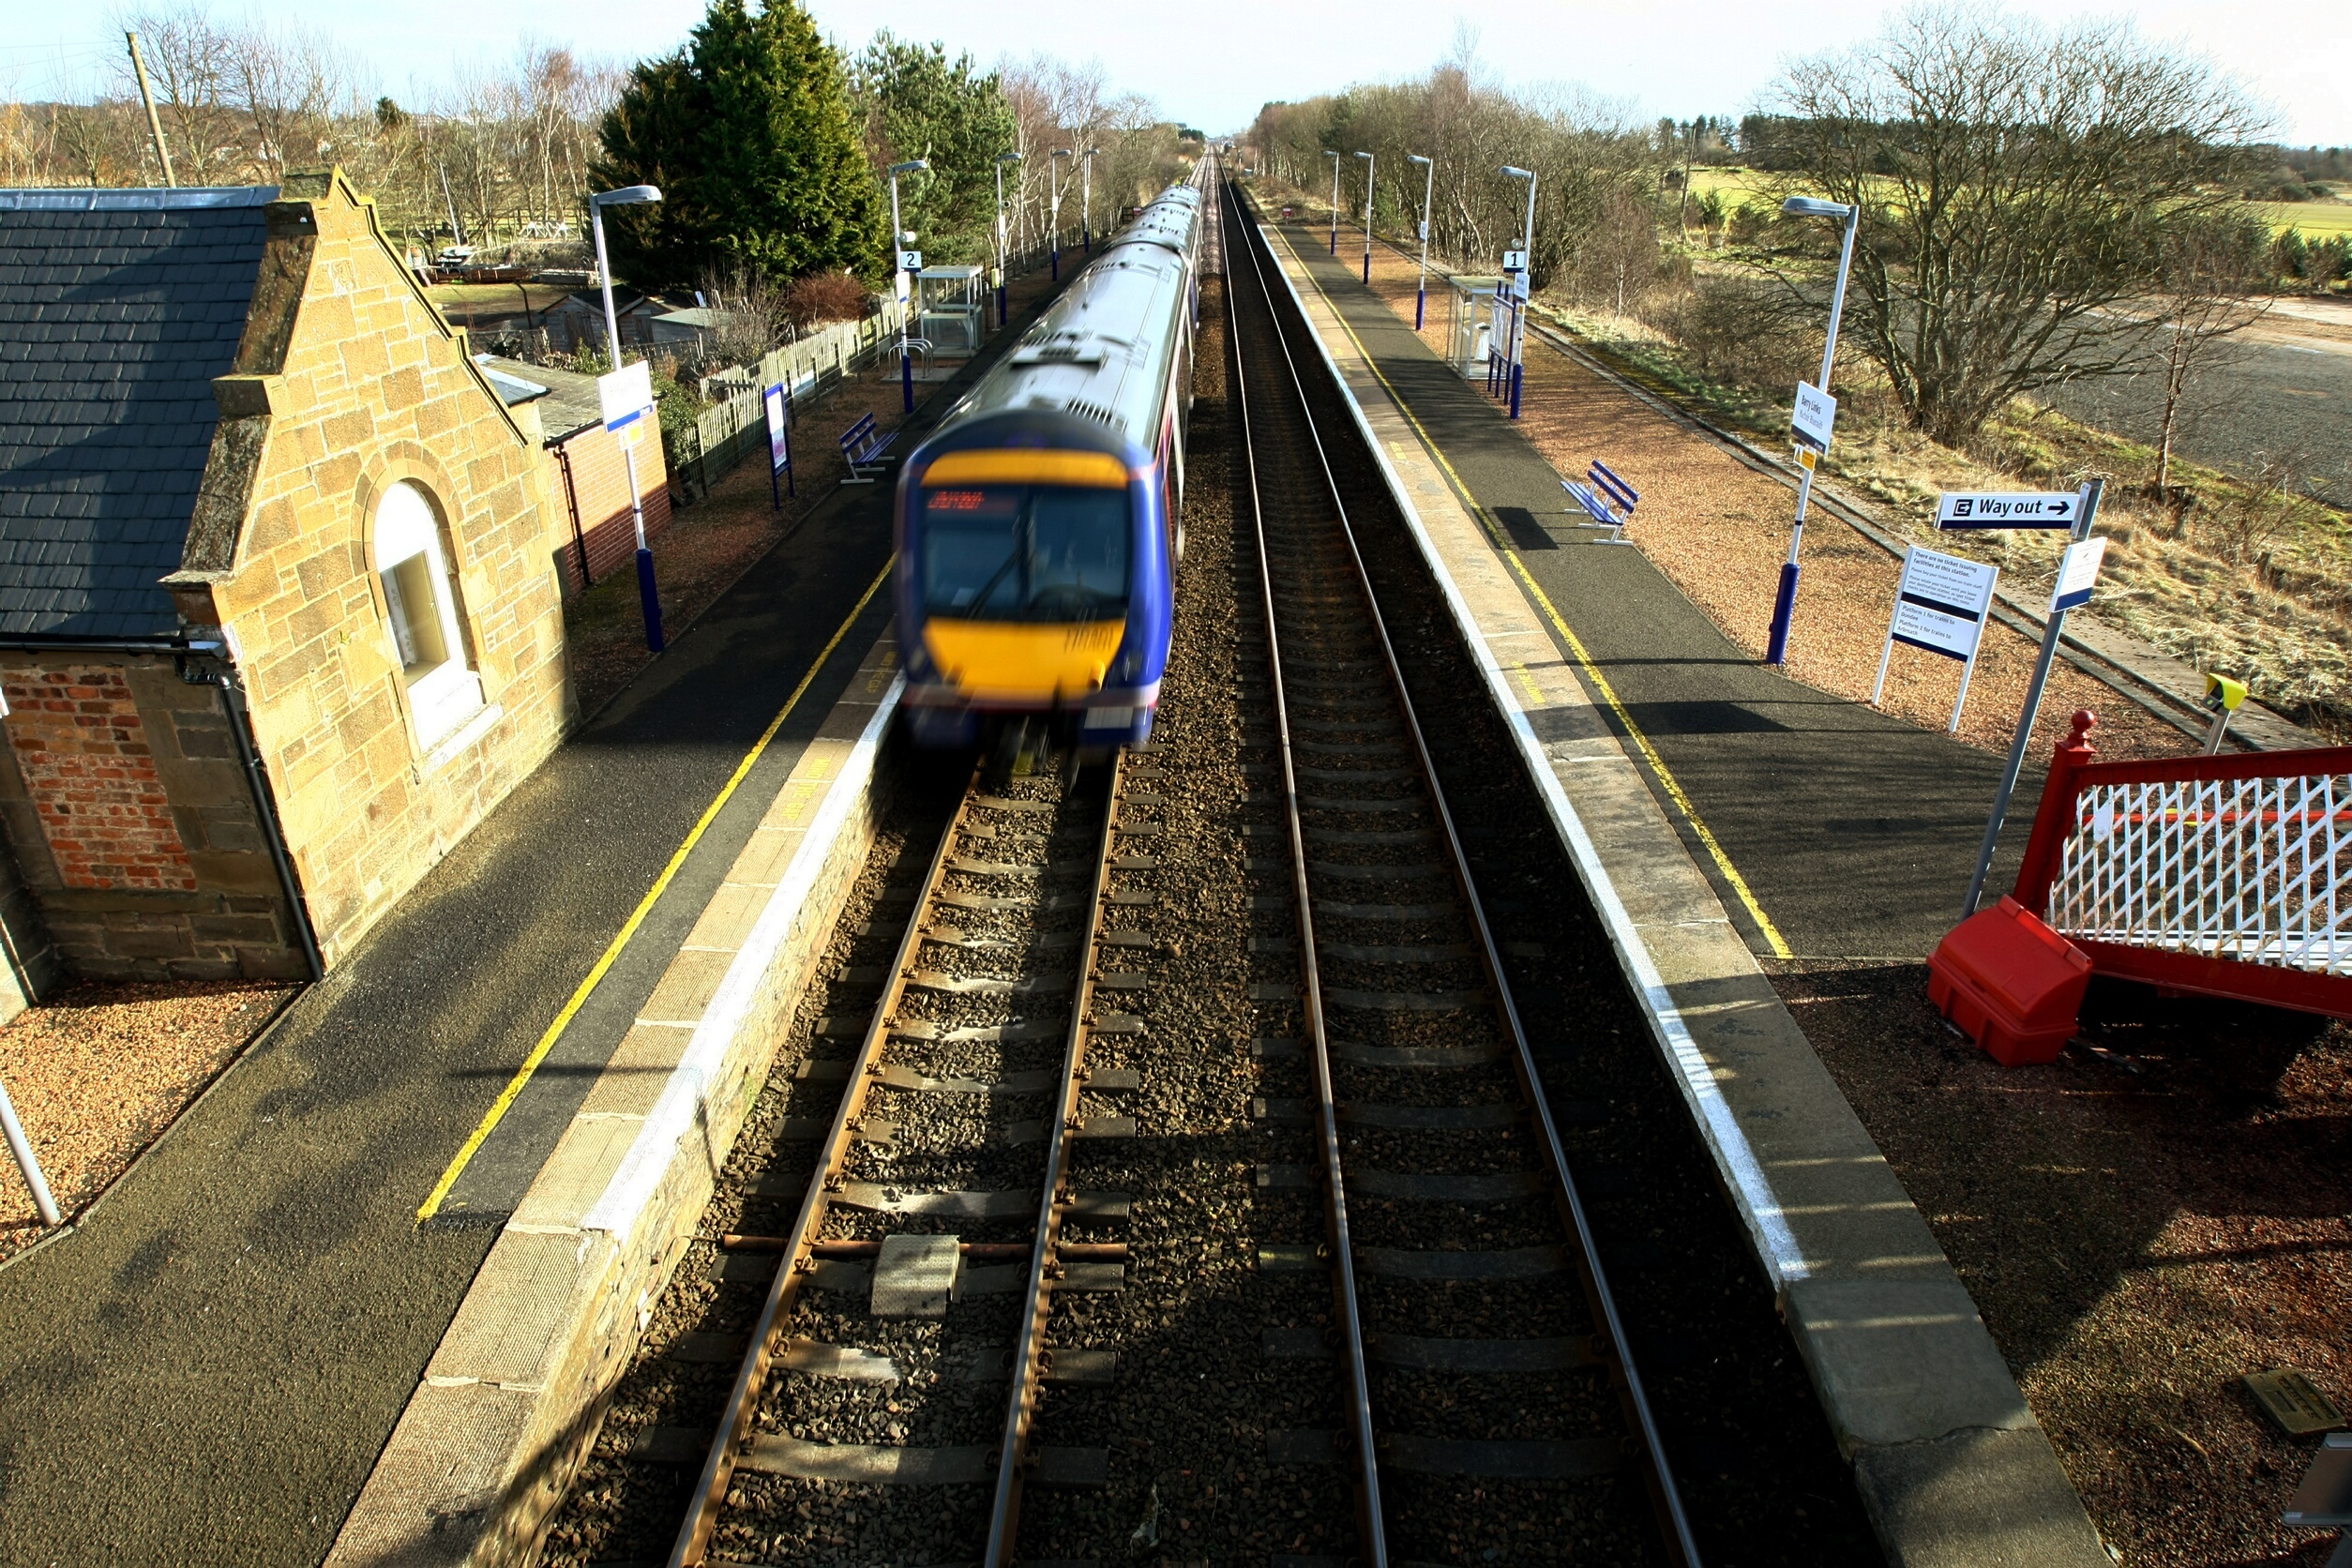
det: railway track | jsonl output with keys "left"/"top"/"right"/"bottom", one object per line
{"left": 658, "top": 746, "right": 1168, "bottom": 1566}
{"left": 1220, "top": 178, "right": 1702, "bottom": 1565}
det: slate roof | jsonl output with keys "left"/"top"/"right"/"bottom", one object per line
{"left": 0, "top": 187, "right": 275, "bottom": 638}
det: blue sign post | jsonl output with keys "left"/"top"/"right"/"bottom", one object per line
{"left": 764, "top": 383, "right": 793, "bottom": 508}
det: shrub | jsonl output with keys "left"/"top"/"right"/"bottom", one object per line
{"left": 785, "top": 269, "right": 873, "bottom": 327}
{"left": 1655, "top": 273, "right": 1814, "bottom": 394}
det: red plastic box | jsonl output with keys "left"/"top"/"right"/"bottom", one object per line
{"left": 1927, "top": 897, "right": 2094, "bottom": 1066}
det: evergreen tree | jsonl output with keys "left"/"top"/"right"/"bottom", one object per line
{"left": 592, "top": 0, "right": 885, "bottom": 289}
{"left": 849, "top": 34, "right": 1017, "bottom": 264}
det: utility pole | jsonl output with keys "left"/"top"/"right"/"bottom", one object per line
{"left": 125, "top": 32, "right": 175, "bottom": 188}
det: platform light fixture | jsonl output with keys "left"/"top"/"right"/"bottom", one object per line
{"left": 1048, "top": 149, "right": 1071, "bottom": 279}
{"left": 1406, "top": 153, "right": 1433, "bottom": 329}
{"left": 1080, "top": 147, "right": 1100, "bottom": 251}
{"left": 1499, "top": 165, "right": 1535, "bottom": 418}
{"left": 588, "top": 183, "right": 667, "bottom": 650}
{"left": 1762, "top": 193, "right": 1862, "bottom": 667}
{"left": 994, "top": 152, "right": 1023, "bottom": 325}
{"left": 1323, "top": 149, "right": 1340, "bottom": 254}
{"left": 1353, "top": 150, "right": 1375, "bottom": 284}
{"left": 888, "top": 158, "right": 929, "bottom": 413}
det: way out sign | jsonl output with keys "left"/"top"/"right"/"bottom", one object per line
{"left": 1937, "top": 490, "right": 2082, "bottom": 529}
{"left": 1873, "top": 544, "right": 1998, "bottom": 732}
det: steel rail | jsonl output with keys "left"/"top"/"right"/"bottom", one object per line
{"left": 1226, "top": 177, "right": 1705, "bottom": 1566}
{"left": 1219, "top": 177, "right": 1390, "bottom": 1567}
{"left": 983, "top": 752, "right": 1127, "bottom": 1564}
{"left": 667, "top": 770, "right": 979, "bottom": 1568}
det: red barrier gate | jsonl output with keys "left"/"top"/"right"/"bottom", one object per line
{"left": 2010, "top": 711, "right": 2352, "bottom": 1018}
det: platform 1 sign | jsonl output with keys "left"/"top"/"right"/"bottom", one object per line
{"left": 1874, "top": 544, "right": 1999, "bottom": 732}
{"left": 1790, "top": 381, "right": 1836, "bottom": 454}
{"left": 1936, "top": 490, "right": 2081, "bottom": 529}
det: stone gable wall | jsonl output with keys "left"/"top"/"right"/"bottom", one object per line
{"left": 180, "top": 171, "right": 579, "bottom": 964}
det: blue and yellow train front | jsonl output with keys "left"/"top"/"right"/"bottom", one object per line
{"left": 894, "top": 412, "right": 1173, "bottom": 750}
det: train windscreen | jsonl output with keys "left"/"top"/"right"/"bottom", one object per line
{"left": 921, "top": 486, "right": 1130, "bottom": 621}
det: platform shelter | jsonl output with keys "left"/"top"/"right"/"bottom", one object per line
{"left": 915, "top": 265, "right": 988, "bottom": 355}
{"left": 1442, "top": 273, "right": 1503, "bottom": 378}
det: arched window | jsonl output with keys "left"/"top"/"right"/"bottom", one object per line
{"left": 376, "top": 481, "right": 483, "bottom": 746}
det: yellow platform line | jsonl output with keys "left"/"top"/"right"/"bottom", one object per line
{"left": 416, "top": 559, "right": 894, "bottom": 1222}
{"left": 1275, "top": 233, "right": 1795, "bottom": 960}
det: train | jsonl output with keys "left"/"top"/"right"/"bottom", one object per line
{"left": 892, "top": 177, "right": 1208, "bottom": 751}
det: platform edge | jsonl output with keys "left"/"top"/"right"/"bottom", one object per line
{"left": 322, "top": 637, "right": 903, "bottom": 1568}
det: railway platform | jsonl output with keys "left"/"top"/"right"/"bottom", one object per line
{"left": 0, "top": 299, "right": 1056, "bottom": 1568}
{"left": 1259, "top": 216, "right": 2114, "bottom": 1565}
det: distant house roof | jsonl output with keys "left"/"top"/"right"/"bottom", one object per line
{"left": 0, "top": 186, "right": 275, "bottom": 638}
{"left": 479, "top": 355, "right": 605, "bottom": 442}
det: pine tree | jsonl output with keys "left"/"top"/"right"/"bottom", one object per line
{"left": 592, "top": 0, "right": 886, "bottom": 290}
{"left": 849, "top": 34, "right": 1017, "bottom": 265}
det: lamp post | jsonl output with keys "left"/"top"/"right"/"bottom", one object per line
{"left": 1324, "top": 149, "right": 1340, "bottom": 254}
{"left": 1353, "top": 150, "right": 1374, "bottom": 283}
{"left": 1762, "top": 193, "right": 1861, "bottom": 668}
{"left": 1406, "top": 152, "right": 1433, "bottom": 330}
{"left": 994, "top": 152, "right": 1023, "bottom": 326}
{"left": 1080, "top": 147, "right": 1099, "bottom": 251}
{"left": 888, "top": 158, "right": 929, "bottom": 415}
{"left": 589, "top": 182, "right": 667, "bottom": 652}
{"left": 1048, "top": 148, "right": 1070, "bottom": 279}
{"left": 1500, "top": 164, "right": 1535, "bottom": 419}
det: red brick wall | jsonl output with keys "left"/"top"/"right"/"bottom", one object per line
{"left": 550, "top": 421, "right": 674, "bottom": 593}
{"left": 3, "top": 666, "right": 197, "bottom": 892}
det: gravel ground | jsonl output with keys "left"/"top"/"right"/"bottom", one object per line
{"left": 0, "top": 982, "right": 293, "bottom": 1262}
{"left": 1337, "top": 221, "right": 2196, "bottom": 768}
{"left": 1783, "top": 962, "right": 2351, "bottom": 1567}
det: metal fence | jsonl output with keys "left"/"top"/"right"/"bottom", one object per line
{"left": 2013, "top": 711, "right": 2352, "bottom": 1015}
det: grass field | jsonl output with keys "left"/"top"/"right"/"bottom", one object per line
{"left": 1687, "top": 166, "right": 2352, "bottom": 242}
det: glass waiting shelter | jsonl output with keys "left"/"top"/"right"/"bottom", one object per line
{"left": 916, "top": 265, "right": 988, "bottom": 355}
{"left": 1442, "top": 274, "right": 1504, "bottom": 379}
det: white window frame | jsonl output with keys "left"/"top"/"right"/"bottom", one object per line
{"left": 375, "top": 481, "right": 485, "bottom": 747}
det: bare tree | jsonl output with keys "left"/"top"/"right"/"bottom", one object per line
{"left": 2148, "top": 217, "right": 2271, "bottom": 500}
{"left": 1764, "top": 8, "right": 2269, "bottom": 445}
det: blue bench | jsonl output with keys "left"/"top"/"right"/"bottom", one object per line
{"left": 1561, "top": 460, "right": 1638, "bottom": 545}
{"left": 838, "top": 412, "right": 898, "bottom": 484}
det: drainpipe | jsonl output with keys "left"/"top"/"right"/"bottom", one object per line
{"left": 0, "top": 635, "right": 325, "bottom": 981}
{"left": 551, "top": 435, "right": 593, "bottom": 588}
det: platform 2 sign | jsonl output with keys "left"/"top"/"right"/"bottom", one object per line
{"left": 1873, "top": 544, "right": 1999, "bottom": 732}
{"left": 1936, "top": 490, "right": 2081, "bottom": 529}
{"left": 764, "top": 382, "right": 794, "bottom": 505}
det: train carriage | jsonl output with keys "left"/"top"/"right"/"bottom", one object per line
{"left": 894, "top": 184, "right": 1204, "bottom": 750}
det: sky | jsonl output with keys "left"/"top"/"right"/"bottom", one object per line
{"left": 5, "top": 0, "right": 2347, "bottom": 146}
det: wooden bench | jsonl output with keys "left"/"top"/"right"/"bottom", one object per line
{"left": 838, "top": 412, "right": 899, "bottom": 484}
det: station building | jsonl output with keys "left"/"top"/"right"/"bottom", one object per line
{"left": 0, "top": 170, "right": 650, "bottom": 1008}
